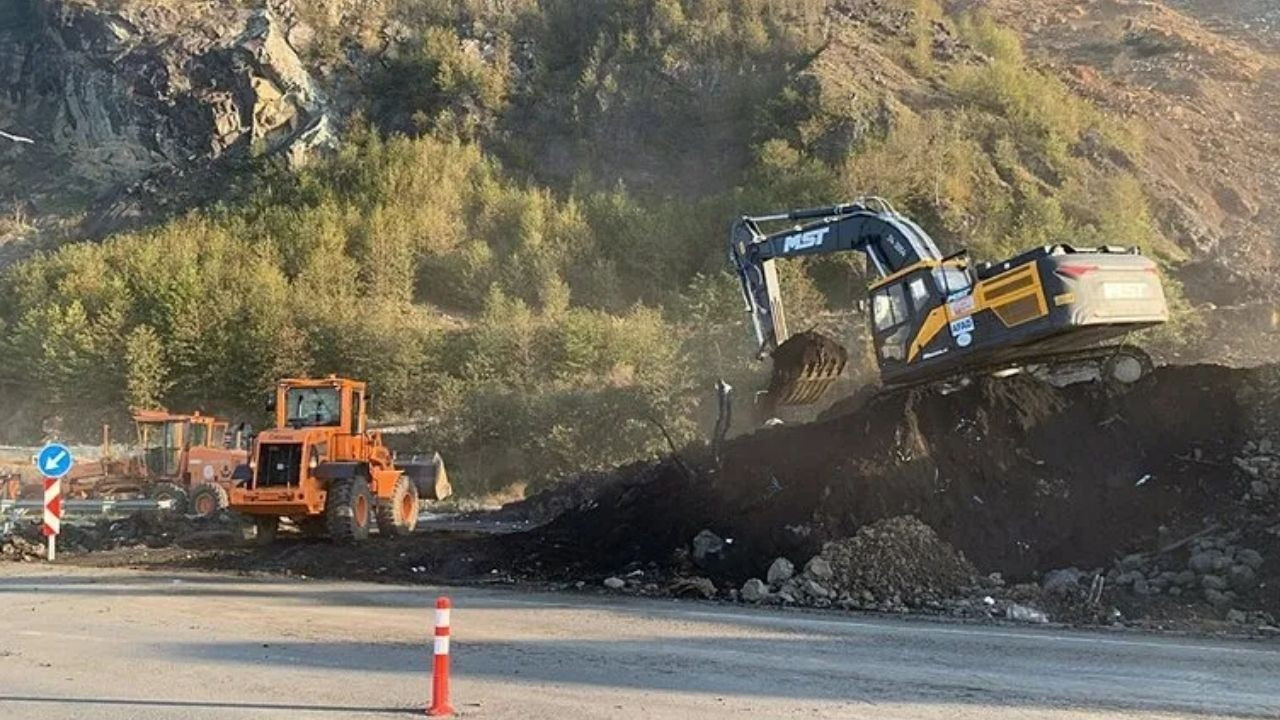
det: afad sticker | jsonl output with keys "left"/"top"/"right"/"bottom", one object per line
{"left": 949, "top": 316, "right": 975, "bottom": 337}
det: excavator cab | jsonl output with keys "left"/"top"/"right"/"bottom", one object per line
{"left": 869, "top": 257, "right": 975, "bottom": 377}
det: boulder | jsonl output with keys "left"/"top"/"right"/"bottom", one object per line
{"left": 804, "top": 556, "right": 834, "bottom": 581}
{"left": 691, "top": 530, "right": 724, "bottom": 564}
{"left": 740, "top": 578, "right": 769, "bottom": 603}
{"left": 767, "top": 557, "right": 795, "bottom": 585}
{"left": 1201, "top": 574, "right": 1229, "bottom": 591}
{"left": 1227, "top": 565, "right": 1258, "bottom": 593}
{"left": 603, "top": 576, "right": 625, "bottom": 590}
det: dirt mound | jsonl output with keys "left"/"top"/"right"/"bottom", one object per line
{"left": 513, "top": 364, "right": 1280, "bottom": 618}
{"left": 820, "top": 516, "right": 977, "bottom": 607}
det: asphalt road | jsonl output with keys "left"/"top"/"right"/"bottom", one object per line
{"left": 0, "top": 565, "right": 1277, "bottom": 719}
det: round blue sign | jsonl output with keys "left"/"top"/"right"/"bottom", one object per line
{"left": 35, "top": 443, "right": 74, "bottom": 479}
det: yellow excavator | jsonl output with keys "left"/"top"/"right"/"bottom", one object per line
{"left": 729, "top": 199, "right": 1170, "bottom": 411}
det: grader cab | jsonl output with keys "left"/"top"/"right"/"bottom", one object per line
{"left": 228, "top": 376, "right": 450, "bottom": 543}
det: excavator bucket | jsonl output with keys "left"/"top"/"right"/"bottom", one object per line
{"left": 763, "top": 331, "right": 849, "bottom": 409}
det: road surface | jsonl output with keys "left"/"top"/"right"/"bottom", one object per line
{"left": 0, "top": 565, "right": 1277, "bottom": 719}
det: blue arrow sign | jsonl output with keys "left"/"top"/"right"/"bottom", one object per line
{"left": 35, "top": 443, "right": 74, "bottom": 479}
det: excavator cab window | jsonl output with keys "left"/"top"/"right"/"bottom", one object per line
{"left": 872, "top": 284, "right": 910, "bottom": 332}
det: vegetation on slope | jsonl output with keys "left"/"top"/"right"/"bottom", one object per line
{"left": 0, "top": 0, "right": 1187, "bottom": 493}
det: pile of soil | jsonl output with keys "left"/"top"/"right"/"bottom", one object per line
{"left": 819, "top": 516, "right": 978, "bottom": 607}
{"left": 512, "top": 364, "right": 1280, "bottom": 618}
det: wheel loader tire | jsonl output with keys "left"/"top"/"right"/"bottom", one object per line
{"left": 375, "top": 475, "right": 419, "bottom": 537}
{"left": 148, "top": 482, "right": 188, "bottom": 514}
{"left": 325, "top": 477, "right": 373, "bottom": 543}
{"left": 189, "top": 483, "right": 229, "bottom": 518}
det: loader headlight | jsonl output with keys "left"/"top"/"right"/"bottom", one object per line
{"left": 308, "top": 449, "right": 319, "bottom": 470}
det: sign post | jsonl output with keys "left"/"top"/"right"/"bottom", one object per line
{"left": 34, "top": 443, "right": 73, "bottom": 562}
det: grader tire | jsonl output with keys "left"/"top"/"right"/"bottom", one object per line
{"left": 325, "top": 477, "right": 373, "bottom": 543}
{"left": 148, "top": 482, "right": 188, "bottom": 515}
{"left": 189, "top": 483, "right": 229, "bottom": 518}
{"left": 376, "top": 475, "right": 420, "bottom": 537}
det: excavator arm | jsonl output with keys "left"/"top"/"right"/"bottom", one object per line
{"left": 728, "top": 199, "right": 945, "bottom": 411}
{"left": 729, "top": 198, "right": 944, "bottom": 356}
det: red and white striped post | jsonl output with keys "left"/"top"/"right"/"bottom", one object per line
{"left": 42, "top": 476, "right": 62, "bottom": 561}
{"left": 427, "top": 596, "right": 454, "bottom": 717}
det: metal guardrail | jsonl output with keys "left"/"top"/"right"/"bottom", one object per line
{"left": 0, "top": 498, "right": 174, "bottom": 513}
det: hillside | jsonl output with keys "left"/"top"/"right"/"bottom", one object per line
{"left": 2, "top": 0, "right": 1278, "bottom": 494}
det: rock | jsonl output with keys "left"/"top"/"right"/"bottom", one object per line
{"left": 669, "top": 576, "right": 716, "bottom": 599}
{"left": 1006, "top": 604, "right": 1049, "bottom": 624}
{"left": 740, "top": 578, "right": 769, "bottom": 603}
{"left": 1041, "top": 567, "right": 1083, "bottom": 595}
{"left": 1260, "top": 439, "right": 1274, "bottom": 454}
{"left": 1116, "top": 570, "right": 1148, "bottom": 587}
{"left": 767, "top": 557, "right": 795, "bottom": 585}
{"left": 1201, "top": 574, "right": 1229, "bottom": 591}
{"left": 1174, "top": 570, "right": 1198, "bottom": 587}
{"left": 1189, "top": 550, "right": 1221, "bottom": 574}
{"left": 777, "top": 590, "right": 797, "bottom": 604}
{"left": 803, "top": 579, "right": 833, "bottom": 599}
{"left": 1132, "top": 578, "right": 1151, "bottom": 596}
{"left": 1250, "top": 480, "right": 1269, "bottom": 497}
{"left": 1167, "top": 586, "right": 1182, "bottom": 597}
{"left": 1226, "top": 609, "right": 1248, "bottom": 624}
{"left": 603, "top": 577, "right": 625, "bottom": 590}
{"left": 804, "top": 556, "right": 834, "bottom": 581}
{"left": 1118, "top": 553, "right": 1147, "bottom": 572}
{"left": 1237, "top": 549, "right": 1264, "bottom": 570}
{"left": 691, "top": 530, "right": 724, "bottom": 564}
{"left": 1227, "top": 565, "right": 1258, "bottom": 593}
{"left": 1204, "top": 588, "right": 1231, "bottom": 607}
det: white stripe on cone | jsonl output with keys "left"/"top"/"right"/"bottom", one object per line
{"left": 435, "top": 608, "right": 450, "bottom": 627}
{"left": 434, "top": 636, "right": 450, "bottom": 655}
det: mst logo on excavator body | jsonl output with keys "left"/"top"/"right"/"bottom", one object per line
{"left": 781, "top": 227, "right": 830, "bottom": 253}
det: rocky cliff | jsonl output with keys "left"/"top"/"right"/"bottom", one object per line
{"left": 0, "top": 0, "right": 335, "bottom": 249}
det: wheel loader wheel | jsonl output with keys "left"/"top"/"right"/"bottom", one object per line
{"left": 189, "top": 483, "right": 229, "bottom": 518}
{"left": 325, "top": 477, "right": 373, "bottom": 543}
{"left": 375, "top": 475, "right": 419, "bottom": 537}
{"left": 148, "top": 482, "right": 188, "bottom": 514}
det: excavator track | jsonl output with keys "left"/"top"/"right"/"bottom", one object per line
{"left": 883, "top": 343, "right": 1155, "bottom": 393}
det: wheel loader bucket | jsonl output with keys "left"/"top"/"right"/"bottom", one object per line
{"left": 764, "top": 331, "right": 849, "bottom": 408}
{"left": 397, "top": 453, "right": 452, "bottom": 502}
